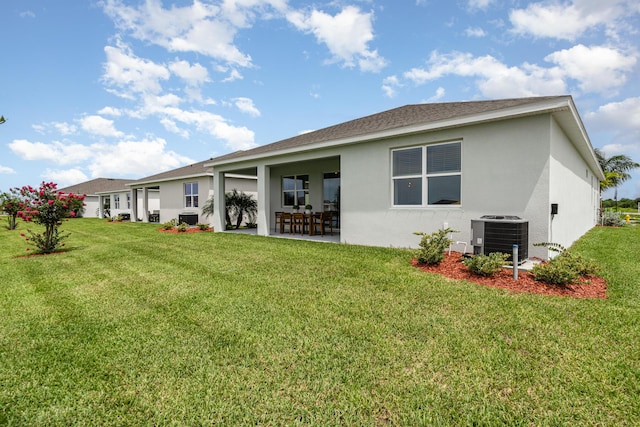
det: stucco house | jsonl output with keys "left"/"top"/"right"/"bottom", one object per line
{"left": 206, "top": 96, "right": 604, "bottom": 260}
{"left": 127, "top": 159, "right": 257, "bottom": 225}
{"left": 57, "top": 178, "right": 152, "bottom": 219}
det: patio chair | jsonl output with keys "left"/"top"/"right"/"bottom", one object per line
{"left": 279, "top": 212, "right": 292, "bottom": 233}
{"left": 274, "top": 211, "right": 283, "bottom": 233}
{"left": 311, "top": 212, "right": 325, "bottom": 236}
{"left": 291, "top": 212, "right": 305, "bottom": 235}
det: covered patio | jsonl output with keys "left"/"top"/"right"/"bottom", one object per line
{"left": 208, "top": 155, "right": 341, "bottom": 243}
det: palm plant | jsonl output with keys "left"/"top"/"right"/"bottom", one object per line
{"left": 595, "top": 149, "right": 640, "bottom": 208}
{"left": 227, "top": 189, "right": 257, "bottom": 229}
{"left": 202, "top": 189, "right": 257, "bottom": 229}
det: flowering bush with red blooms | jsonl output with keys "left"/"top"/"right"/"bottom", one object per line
{"left": 16, "top": 182, "right": 86, "bottom": 254}
{"left": 0, "top": 188, "right": 23, "bottom": 230}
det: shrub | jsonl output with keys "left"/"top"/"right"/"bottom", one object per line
{"left": 14, "top": 182, "right": 86, "bottom": 254}
{"left": 162, "top": 219, "right": 176, "bottom": 230}
{"left": 176, "top": 222, "right": 188, "bottom": 232}
{"left": 601, "top": 210, "right": 625, "bottom": 227}
{"left": 0, "top": 189, "right": 22, "bottom": 230}
{"left": 531, "top": 260, "right": 579, "bottom": 285}
{"left": 555, "top": 251, "right": 600, "bottom": 276}
{"left": 463, "top": 252, "right": 509, "bottom": 277}
{"left": 413, "top": 228, "right": 456, "bottom": 265}
{"left": 531, "top": 242, "right": 599, "bottom": 285}
{"left": 196, "top": 223, "right": 210, "bottom": 231}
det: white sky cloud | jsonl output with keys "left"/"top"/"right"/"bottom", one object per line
{"left": 467, "top": 0, "right": 494, "bottom": 9}
{"left": 509, "top": 0, "right": 639, "bottom": 41}
{"left": 41, "top": 168, "right": 89, "bottom": 187}
{"left": 382, "top": 75, "right": 401, "bottom": 98}
{"left": 102, "top": 41, "right": 170, "bottom": 98}
{"left": 79, "top": 115, "right": 125, "bottom": 138}
{"left": 401, "top": 45, "right": 637, "bottom": 98}
{"left": 0, "top": 165, "right": 16, "bottom": 174}
{"left": 8, "top": 140, "right": 94, "bottom": 165}
{"left": 287, "top": 6, "right": 387, "bottom": 72}
{"left": 162, "top": 107, "right": 256, "bottom": 150}
{"left": 544, "top": 45, "right": 636, "bottom": 94}
{"left": 404, "top": 51, "right": 567, "bottom": 98}
{"left": 585, "top": 97, "right": 640, "bottom": 132}
{"left": 465, "top": 27, "right": 487, "bottom": 37}
{"left": 101, "top": 0, "right": 252, "bottom": 67}
{"left": 233, "top": 97, "right": 261, "bottom": 117}
{"left": 87, "top": 138, "right": 194, "bottom": 177}
{"left": 169, "top": 60, "right": 210, "bottom": 86}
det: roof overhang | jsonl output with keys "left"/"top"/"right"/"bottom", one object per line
{"left": 206, "top": 97, "right": 604, "bottom": 181}
{"left": 126, "top": 172, "right": 214, "bottom": 188}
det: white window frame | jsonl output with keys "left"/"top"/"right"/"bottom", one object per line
{"left": 184, "top": 182, "right": 199, "bottom": 208}
{"left": 126, "top": 193, "right": 131, "bottom": 209}
{"left": 282, "top": 175, "right": 309, "bottom": 207}
{"left": 391, "top": 141, "right": 462, "bottom": 207}
{"left": 114, "top": 194, "right": 120, "bottom": 209}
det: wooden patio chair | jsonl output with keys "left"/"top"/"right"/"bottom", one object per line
{"left": 311, "top": 212, "right": 326, "bottom": 236}
{"left": 322, "top": 211, "right": 334, "bottom": 235}
{"left": 291, "top": 212, "right": 305, "bottom": 235}
{"left": 279, "top": 212, "right": 292, "bottom": 233}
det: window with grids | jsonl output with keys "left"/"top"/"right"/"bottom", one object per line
{"left": 114, "top": 194, "right": 120, "bottom": 209}
{"left": 282, "top": 175, "right": 309, "bottom": 207}
{"left": 392, "top": 142, "right": 461, "bottom": 206}
{"left": 126, "top": 193, "right": 131, "bottom": 209}
{"left": 184, "top": 182, "right": 199, "bottom": 208}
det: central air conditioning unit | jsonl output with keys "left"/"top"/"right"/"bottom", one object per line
{"left": 471, "top": 215, "right": 529, "bottom": 264}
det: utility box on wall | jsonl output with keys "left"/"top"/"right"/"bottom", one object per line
{"left": 471, "top": 215, "right": 529, "bottom": 264}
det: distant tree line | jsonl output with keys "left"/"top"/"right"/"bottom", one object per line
{"left": 602, "top": 198, "right": 640, "bottom": 211}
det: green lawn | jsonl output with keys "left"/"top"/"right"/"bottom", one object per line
{"left": 0, "top": 219, "right": 638, "bottom": 426}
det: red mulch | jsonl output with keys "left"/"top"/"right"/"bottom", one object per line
{"left": 158, "top": 227, "right": 212, "bottom": 234}
{"left": 411, "top": 252, "right": 607, "bottom": 299}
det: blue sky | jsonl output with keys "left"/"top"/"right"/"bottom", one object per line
{"left": 1, "top": 0, "right": 639, "bottom": 199}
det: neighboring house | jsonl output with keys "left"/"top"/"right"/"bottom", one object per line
{"left": 96, "top": 187, "right": 159, "bottom": 220}
{"left": 58, "top": 178, "right": 139, "bottom": 218}
{"left": 127, "top": 159, "right": 257, "bottom": 225}
{"left": 206, "top": 96, "right": 604, "bottom": 260}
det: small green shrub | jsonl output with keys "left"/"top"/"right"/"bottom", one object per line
{"left": 531, "top": 260, "right": 579, "bottom": 285}
{"left": 556, "top": 251, "right": 600, "bottom": 276}
{"left": 414, "top": 228, "right": 457, "bottom": 265}
{"left": 601, "top": 210, "right": 625, "bottom": 227}
{"left": 176, "top": 222, "right": 189, "bottom": 232}
{"left": 196, "top": 223, "right": 210, "bottom": 231}
{"left": 162, "top": 219, "right": 176, "bottom": 230}
{"left": 531, "top": 242, "right": 599, "bottom": 285}
{"left": 463, "top": 252, "right": 509, "bottom": 277}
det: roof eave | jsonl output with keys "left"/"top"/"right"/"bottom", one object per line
{"left": 208, "top": 97, "right": 577, "bottom": 168}
{"left": 126, "top": 172, "right": 214, "bottom": 187}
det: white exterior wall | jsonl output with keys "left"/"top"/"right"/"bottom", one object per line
{"left": 157, "top": 176, "right": 256, "bottom": 225}
{"left": 340, "top": 115, "right": 555, "bottom": 258}
{"left": 158, "top": 177, "right": 209, "bottom": 224}
{"left": 548, "top": 117, "right": 600, "bottom": 251}
{"left": 81, "top": 195, "right": 100, "bottom": 218}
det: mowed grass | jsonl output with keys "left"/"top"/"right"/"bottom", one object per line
{"left": 0, "top": 219, "right": 638, "bottom": 426}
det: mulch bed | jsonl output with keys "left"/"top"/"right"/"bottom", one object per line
{"left": 411, "top": 252, "right": 607, "bottom": 299}
{"left": 158, "top": 227, "right": 212, "bottom": 234}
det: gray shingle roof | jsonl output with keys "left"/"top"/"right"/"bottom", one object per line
{"left": 57, "top": 178, "right": 135, "bottom": 195}
{"left": 209, "top": 96, "right": 570, "bottom": 164}
{"left": 128, "top": 158, "right": 215, "bottom": 186}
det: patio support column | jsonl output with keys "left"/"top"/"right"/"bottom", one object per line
{"left": 256, "top": 164, "right": 270, "bottom": 236}
{"left": 213, "top": 170, "right": 226, "bottom": 233}
{"left": 98, "top": 195, "right": 104, "bottom": 219}
{"left": 131, "top": 188, "right": 138, "bottom": 222}
{"left": 142, "top": 187, "right": 149, "bottom": 223}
